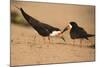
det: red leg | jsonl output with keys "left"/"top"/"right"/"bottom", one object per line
{"left": 80, "top": 39, "right": 82, "bottom": 47}
{"left": 48, "top": 37, "right": 50, "bottom": 44}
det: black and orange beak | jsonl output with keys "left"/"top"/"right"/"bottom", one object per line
{"left": 57, "top": 33, "right": 65, "bottom": 42}
{"left": 62, "top": 24, "right": 72, "bottom": 33}
{"left": 61, "top": 26, "right": 68, "bottom": 33}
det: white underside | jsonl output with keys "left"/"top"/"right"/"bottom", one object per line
{"left": 50, "top": 31, "right": 61, "bottom": 37}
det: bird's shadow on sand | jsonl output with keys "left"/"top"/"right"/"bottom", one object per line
{"left": 53, "top": 42, "right": 95, "bottom": 49}
{"left": 87, "top": 44, "right": 95, "bottom": 48}
{"left": 28, "top": 41, "right": 95, "bottom": 49}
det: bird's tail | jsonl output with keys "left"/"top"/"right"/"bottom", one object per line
{"left": 87, "top": 34, "right": 95, "bottom": 37}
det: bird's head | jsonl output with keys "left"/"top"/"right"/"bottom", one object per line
{"left": 62, "top": 21, "right": 78, "bottom": 33}
{"left": 70, "top": 21, "right": 78, "bottom": 27}
{"left": 61, "top": 23, "right": 72, "bottom": 33}
{"left": 60, "top": 21, "right": 79, "bottom": 41}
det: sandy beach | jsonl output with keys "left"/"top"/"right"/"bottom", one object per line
{"left": 11, "top": 1, "right": 95, "bottom": 66}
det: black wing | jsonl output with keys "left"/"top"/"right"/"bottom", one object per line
{"left": 20, "top": 8, "right": 41, "bottom": 27}
{"left": 20, "top": 8, "right": 60, "bottom": 36}
{"left": 77, "top": 27, "right": 88, "bottom": 39}
{"left": 40, "top": 23, "right": 60, "bottom": 32}
{"left": 70, "top": 26, "right": 88, "bottom": 39}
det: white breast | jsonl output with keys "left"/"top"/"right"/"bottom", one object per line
{"left": 68, "top": 24, "right": 72, "bottom": 29}
{"left": 50, "top": 31, "right": 61, "bottom": 37}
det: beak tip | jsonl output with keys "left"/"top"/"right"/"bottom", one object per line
{"left": 61, "top": 37, "right": 65, "bottom": 42}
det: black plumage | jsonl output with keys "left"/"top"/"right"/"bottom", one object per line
{"left": 20, "top": 8, "right": 61, "bottom": 36}
{"left": 16, "top": 7, "right": 65, "bottom": 42}
{"left": 64, "top": 21, "right": 95, "bottom": 47}
{"left": 69, "top": 22, "right": 94, "bottom": 40}
{"left": 70, "top": 22, "right": 94, "bottom": 40}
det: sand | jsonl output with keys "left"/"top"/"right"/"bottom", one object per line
{"left": 11, "top": 1, "right": 95, "bottom": 66}
{"left": 11, "top": 24, "right": 95, "bottom": 66}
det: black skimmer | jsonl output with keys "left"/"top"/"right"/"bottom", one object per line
{"left": 15, "top": 7, "right": 66, "bottom": 43}
{"left": 63, "top": 21, "right": 95, "bottom": 47}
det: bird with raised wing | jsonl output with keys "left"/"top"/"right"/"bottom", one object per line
{"left": 15, "top": 7, "right": 66, "bottom": 44}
